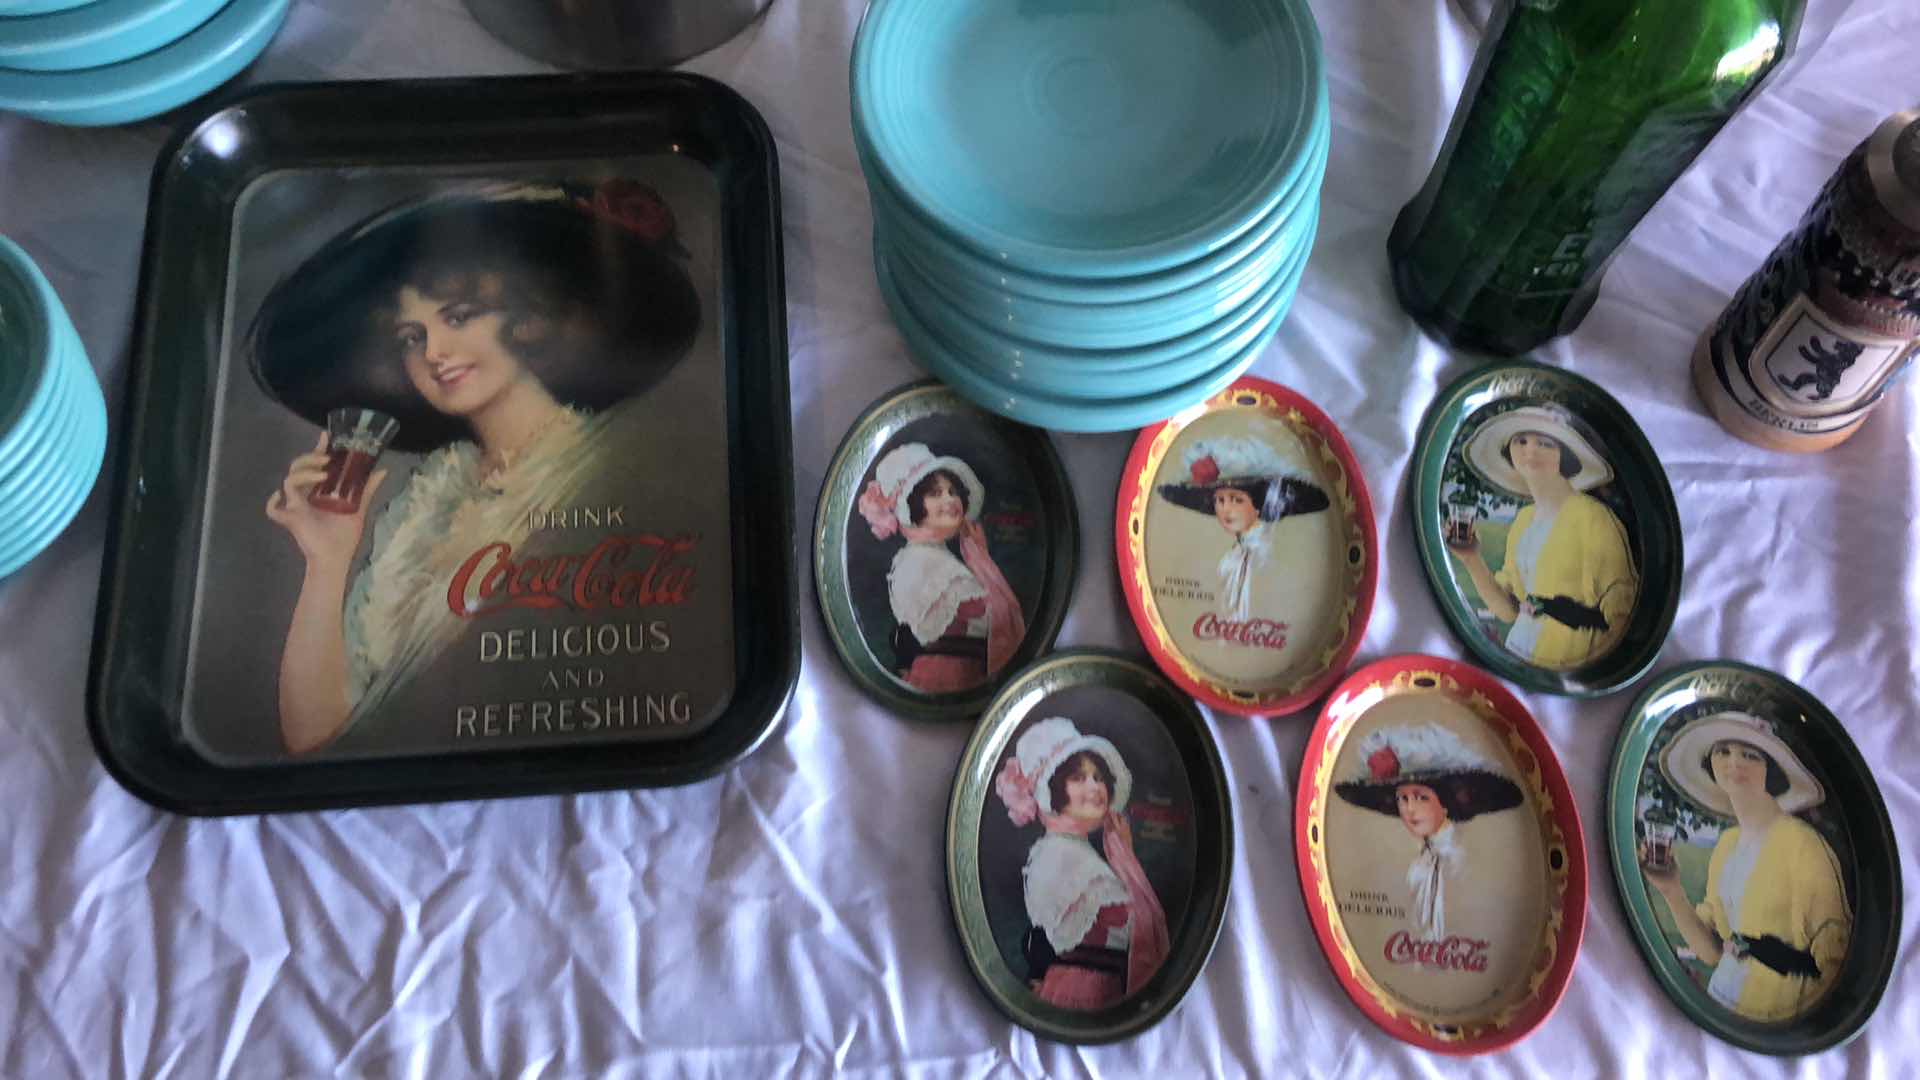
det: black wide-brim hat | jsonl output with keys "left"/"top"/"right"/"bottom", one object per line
{"left": 1157, "top": 474, "right": 1331, "bottom": 520}
{"left": 249, "top": 183, "right": 700, "bottom": 454}
{"left": 1334, "top": 767, "right": 1524, "bottom": 824}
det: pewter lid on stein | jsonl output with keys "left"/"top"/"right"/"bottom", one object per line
{"left": 1866, "top": 107, "right": 1920, "bottom": 232}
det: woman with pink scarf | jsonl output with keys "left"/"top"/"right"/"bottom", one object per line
{"left": 994, "top": 717, "right": 1172, "bottom": 1010}
{"left": 858, "top": 443, "right": 1026, "bottom": 693}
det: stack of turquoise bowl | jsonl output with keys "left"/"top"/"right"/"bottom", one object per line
{"left": 0, "top": 0, "right": 290, "bottom": 126}
{"left": 0, "top": 237, "right": 106, "bottom": 578}
{"left": 851, "top": 0, "right": 1329, "bottom": 432}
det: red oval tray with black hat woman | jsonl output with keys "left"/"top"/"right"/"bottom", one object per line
{"left": 1295, "top": 654, "right": 1587, "bottom": 1055}
{"left": 1116, "top": 376, "right": 1377, "bottom": 717}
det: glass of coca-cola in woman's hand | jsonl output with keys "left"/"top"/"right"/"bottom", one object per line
{"left": 1443, "top": 502, "right": 1479, "bottom": 552}
{"left": 1643, "top": 822, "right": 1678, "bottom": 872}
{"left": 310, "top": 407, "right": 399, "bottom": 514}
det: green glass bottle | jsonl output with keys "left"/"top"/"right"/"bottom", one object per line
{"left": 1389, "top": 0, "right": 1806, "bottom": 356}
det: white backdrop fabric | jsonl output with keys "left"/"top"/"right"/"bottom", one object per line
{"left": 1, "top": 0, "right": 1915, "bottom": 1075}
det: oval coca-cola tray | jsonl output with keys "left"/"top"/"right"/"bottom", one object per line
{"left": 88, "top": 73, "right": 797, "bottom": 814}
{"left": 814, "top": 379, "right": 1078, "bottom": 719}
{"left": 1295, "top": 654, "right": 1587, "bottom": 1055}
{"left": 1410, "top": 361, "right": 1681, "bottom": 698}
{"left": 1607, "top": 661, "right": 1900, "bottom": 1055}
{"left": 1116, "top": 376, "right": 1376, "bottom": 717}
{"left": 946, "top": 650, "right": 1233, "bottom": 1043}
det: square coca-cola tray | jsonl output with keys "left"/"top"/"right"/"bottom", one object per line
{"left": 88, "top": 73, "right": 797, "bottom": 814}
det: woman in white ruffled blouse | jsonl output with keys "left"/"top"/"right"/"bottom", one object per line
{"left": 252, "top": 181, "right": 698, "bottom": 754}
{"left": 994, "top": 717, "right": 1171, "bottom": 1010}
{"left": 1333, "top": 723, "right": 1524, "bottom": 941}
{"left": 857, "top": 442, "right": 1026, "bottom": 693}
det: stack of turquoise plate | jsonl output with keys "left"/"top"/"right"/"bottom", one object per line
{"left": 0, "top": 0, "right": 289, "bottom": 126}
{"left": 0, "top": 236, "right": 106, "bottom": 578}
{"left": 851, "top": 0, "right": 1329, "bottom": 432}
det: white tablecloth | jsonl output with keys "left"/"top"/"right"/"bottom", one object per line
{"left": 2, "top": 0, "right": 1914, "bottom": 1074}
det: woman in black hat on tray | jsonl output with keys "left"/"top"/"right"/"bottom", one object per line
{"left": 1334, "top": 722, "right": 1524, "bottom": 942}
{"left": 252, "top": 179, "right": 699, "bottom": 755}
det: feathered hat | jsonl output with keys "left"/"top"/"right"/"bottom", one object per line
{"left": 1156, "top": 435, "right": 1330, "bottom": 522}
{"left": 1334, "top": 723, "right": 1523, "bottom": 823}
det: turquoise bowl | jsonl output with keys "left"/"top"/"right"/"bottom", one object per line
{"left": 883, "top": 201, "right": 1316, "bottom": 397}
{"left": 0, "top": 0, "right": 288, "bottom": 126}
{"left": 857, "top": 104, "right": 1327, "bottom": 306}
{"left": 880, "top": 174, "right": 1317, "bottom": 349}
{"left": 885, "top": 208, "right": 1313, "bottom": 401}
{"left": 0, "top": 236, "right": 62, "bottom": 476}
{"left": 852, "top": 0, "right": 1325, "bottom": 277}
{"left": 0, "top": 0, "right": 228, "bottom": 73}
{"left": 877, "top": 213, "right": 1318, "bottom": 431}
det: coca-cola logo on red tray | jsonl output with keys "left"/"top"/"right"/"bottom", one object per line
{"left": 1382, "top": 931, "right": 1491, "bottom": 973}
{"left": 1190, "top": 613, "right": 1289, "bottom": 651}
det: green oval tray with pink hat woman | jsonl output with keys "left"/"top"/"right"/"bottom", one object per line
{"left": 946, "top": 650, "right": 1231, "bottom": 1043}
{"left": 814, "top": 380, "right": 1078, "bottom": 719}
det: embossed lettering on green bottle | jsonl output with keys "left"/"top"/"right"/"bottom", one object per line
{"left": 1390, "top": 0, "right": 1806, "bottom": 356}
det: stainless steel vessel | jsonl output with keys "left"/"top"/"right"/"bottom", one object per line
{"left": 464, "top": 0, "right": 775, "bottom": 70}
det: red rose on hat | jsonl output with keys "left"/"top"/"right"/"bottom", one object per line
{"left": 585, "top": 179, "right": 678, "bottom": 246}
{"left": 1368, "top": 746, "right": 1401, "bottom": 781}
{"left": 1190, "top": 455, "right": 1220, "bottom": 486}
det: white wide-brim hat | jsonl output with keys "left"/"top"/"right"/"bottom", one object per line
{"left": 1465, "top": 405, "right": 1612, "bottom": 497}
{"left": 1015, "top": 716, "right": 1133, "bottom": 816}
{"left": 1658, "top": 711, "right": 1825, "bottom": 817}
{"left": 872, "top": 442, "right": 985, "bottom": 530}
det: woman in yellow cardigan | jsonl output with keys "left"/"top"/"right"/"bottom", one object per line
{"left": 1641, "top": 712, "right": 1851, "bottom": 1022}
{"left": 1445, "top": 405, "right": 1638, "bottom": 670}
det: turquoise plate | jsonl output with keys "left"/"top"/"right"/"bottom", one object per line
{"left": 0, "top": 0, "right": 226, "bottom": 72}
{"left": 0, "top": 303, "right": 94, "bottom": 514}
{"left": 0, "top": 392, "right": 105, "bottom": 573}
{"left": 0, "top": 407, "right": 104, "bottom": 574}
{"left": 0, "top": 0, "right": 95, "bottom": 17}
{"left": 0, "top": 349, "right": 82, "bottom": 515}
{"left": 858, "top": 111, "right": 1328, "bottom": 306}
{"left": 0, "top": 0, "right": 288, "bottom": 126}
{"left": 852, "top": 0, "right": 1325, "bottom": 277}
{"left": 877, "top": 228, "right": 1311, "bottom": 432}
{"left": 1606, "top": 662, "right": 1899, "bottom": 1055}
{"left": 881, "top": 184, "right": 1316, "bottom": 350}
{"left": 0, "top": 236, "right": 62, "bottom": 473}
{"left": 0, "top": 281, "right": 86, "bottom": 497}
{"left": 0, "top": 323, "right": 104, "bottom": 573}
{"left": 881, "top": 205, "right": 1314, "bottom": 399}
